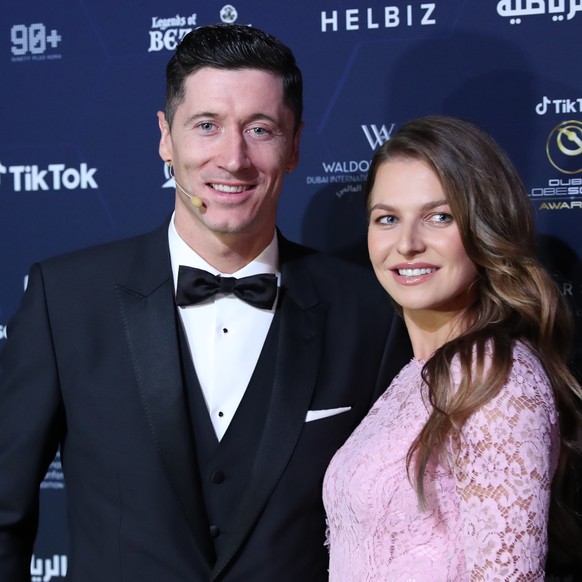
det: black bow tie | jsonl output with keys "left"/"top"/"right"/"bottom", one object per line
{"left": 176, "top": 266, "right": 278, "bottom": 310}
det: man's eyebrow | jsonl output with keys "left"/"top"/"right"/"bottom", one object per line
{"left": 183, "top": 112, "right": 219, "bottom": 125}
{"left": 182, "top": 112, "right": 281, "bottom": 125}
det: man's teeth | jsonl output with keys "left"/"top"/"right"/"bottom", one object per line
{"left": 211, "top": 184, "right": 246, "bottom": 193}
{"left": 398, "top": 268, "right": 436, "bottom": 277}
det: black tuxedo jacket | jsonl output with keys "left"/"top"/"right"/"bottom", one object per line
{"left": 0, "top": 221, "right": 410, "bottom": 581}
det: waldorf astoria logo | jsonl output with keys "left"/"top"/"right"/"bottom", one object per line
{"left": 305, "top": 121, "right": 396, "bottom": 198}
{"left": 361, "top": 123, "right": 396, "bottom": 150}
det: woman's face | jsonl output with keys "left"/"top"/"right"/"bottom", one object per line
{"left": 368, "top": 158, "right": 478, "bottom": 321}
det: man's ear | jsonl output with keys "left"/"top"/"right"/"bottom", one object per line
{"left": 157, "top": 111, "right": 173, "bottom": 162}
{"left": 288, "top": 122, "right": 304, "bottom": 171}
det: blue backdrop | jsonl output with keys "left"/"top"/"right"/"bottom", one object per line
{"left": 2, "top": 1, "right": 581, "bottom": 580}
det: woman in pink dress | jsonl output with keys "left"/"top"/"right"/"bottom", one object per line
{"left": 323, "top": 116, "right": 581, "bottom": 581}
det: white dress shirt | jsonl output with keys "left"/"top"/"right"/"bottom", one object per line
{"left": 168, "top": 215, "right": 280, "bottom": 441}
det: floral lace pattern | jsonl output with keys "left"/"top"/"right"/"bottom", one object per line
{"left": 323, "top": 342, "right": 559, "bottom": 581}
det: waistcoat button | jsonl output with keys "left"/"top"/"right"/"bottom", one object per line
{"left": 211, "top": 470, "right": 225, "bottom": 484}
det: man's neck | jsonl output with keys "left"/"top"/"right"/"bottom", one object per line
{"left": 174, "top": 217, "right": 275, "bottom": 274}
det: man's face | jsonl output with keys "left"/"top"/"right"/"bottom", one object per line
{"left": 158, "top": 67, "right": 301, "bottom": 240}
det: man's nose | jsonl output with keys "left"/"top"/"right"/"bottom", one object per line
{"left": 219, "top": 131, "right": 251, "bottom": 173}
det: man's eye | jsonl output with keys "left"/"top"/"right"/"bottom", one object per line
{"left": 198, "top": 122, "right": 215, "bottom": 131}
{"left": 251, "top": 127, "right": 270, "bottom": 136}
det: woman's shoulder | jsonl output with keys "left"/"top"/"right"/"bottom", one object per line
{"left": 486, "top": 340, "right": 557, "bottom": 422}
{"left": 508, "top": 341, "right": 552, "bottom": 392}
{"left": 447, "top": 339, "right": 556, "bottom": 422}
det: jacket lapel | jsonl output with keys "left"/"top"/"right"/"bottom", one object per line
{"left": 115, "top": 222, "right": 215, "bottom": 567}
{"left": 212, "top": 237, "right": 327, "bottom": 578}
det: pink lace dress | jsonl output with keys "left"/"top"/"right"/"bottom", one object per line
{"left": 323, "top": 342, "right": 559, "bottom": 581}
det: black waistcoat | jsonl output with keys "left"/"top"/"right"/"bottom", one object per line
{"left": 177, "top": 312, "right": 281, "bottom": 561}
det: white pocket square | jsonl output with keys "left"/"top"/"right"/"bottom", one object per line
{"left": 305, "top": 406, "right": 352, "bottom": 422}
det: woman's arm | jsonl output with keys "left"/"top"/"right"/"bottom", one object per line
{"left": 452, "top": 346, "right": 559, "bottom": 581}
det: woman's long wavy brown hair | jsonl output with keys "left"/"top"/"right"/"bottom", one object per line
{"left": 366, "top": 115, "right": 582, "bottom": 560}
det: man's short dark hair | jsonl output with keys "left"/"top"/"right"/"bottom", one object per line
{"left": 164, "top": 23, "right": 303, "bottom": 132}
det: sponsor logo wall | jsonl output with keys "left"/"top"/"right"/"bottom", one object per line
{"left": 1, "top": 1, "right": 580, "bottom": 579}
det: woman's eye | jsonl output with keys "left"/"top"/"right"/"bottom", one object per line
{"left": 376, "top": 215, "right": 398, "bottom": 225}
{"left": 429, "top": 212, "right": 453, "bottom": 224}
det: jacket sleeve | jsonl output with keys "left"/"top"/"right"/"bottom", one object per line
{"left": 0, "top": 263, "right": 65, "bottom": 581}
{"left": 373, "top": 305, "right": 411, "bottom": 404}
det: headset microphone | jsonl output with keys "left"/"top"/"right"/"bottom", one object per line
{"left": 166, "top": 161, "right": 204, "bottom": 209}
{"left": 174, "top": 179, "right": 204, "bottom": 209}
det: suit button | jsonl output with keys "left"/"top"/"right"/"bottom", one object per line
{"left": 211, "top": 470, "right": 225, "bottom": 484}
{"left": 209, "top": 525, "right": 220, "bottom": 538}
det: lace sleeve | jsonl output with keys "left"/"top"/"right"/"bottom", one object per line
{"left": 451, "top": 347, "right": 559, "bottom": 581}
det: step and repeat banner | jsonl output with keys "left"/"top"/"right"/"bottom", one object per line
{"left": 2, "top": 1, "right": 581, "bottom": 580}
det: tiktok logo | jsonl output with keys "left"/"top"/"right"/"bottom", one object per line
{"left": 0, "top": 161, "right": 98, "bottom": 191}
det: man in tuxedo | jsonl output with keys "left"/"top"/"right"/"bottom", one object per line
{"left": 0, "top": 24, "right": 408, "bottom": 581}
